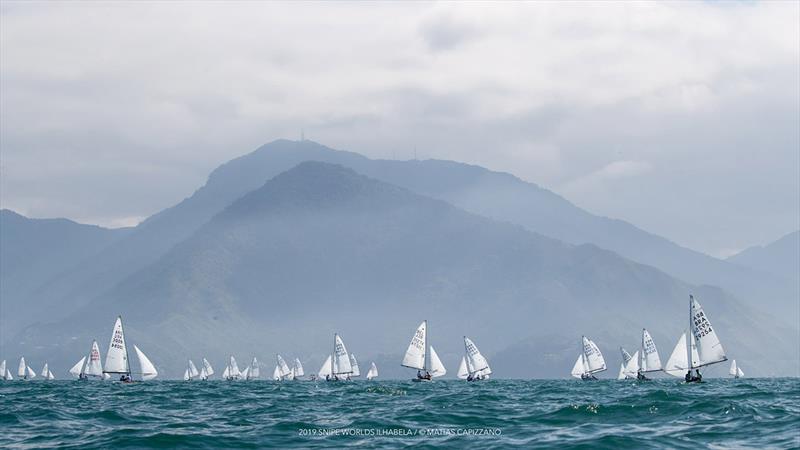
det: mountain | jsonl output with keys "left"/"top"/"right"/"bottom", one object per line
{"left": 0, "top": 209, "right": 129, "bottom": 339}
{"left": 10, "top": 140, "right": 795, "bottom": 344}
{"left": 8, "top": 162, "right": 796, "bottom": 378}
{"left": 728, "top": 231, "right": 799, "bottom": 283}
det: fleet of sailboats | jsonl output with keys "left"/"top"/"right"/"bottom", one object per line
{"left": 0, "top": 296, "right": 741, "bottom": 382}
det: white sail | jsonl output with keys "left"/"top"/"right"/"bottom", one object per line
{"left": 105, "top": 316, "right": 129, "bottom": 375}
{"left": 134, "top": 345, "right": 158, "bottom": 381}
{"left": 617, "top": 363, "right": 626, "bottom": 380}
{"left": 229, "top": 356, "right": 241, "bottom": 378}
{"left": 620, "top": 347, "right": 633, "bottom": 365}
{"left": 664, "top": 330, "right": 699, "bottom": 377}
{"left": 402, "top": 321, "right": 426, "bottom": 370}
{"left": 40, "top": 363, "right": 49, "bottom": 378}
{"left": 203, "top": 358, "right": 214, "bottom": 377}
{"left": 6, "top": 369, "right": 13, "bottom": 380}
{"left": 47, "top": 370, "right": 55, "bottom": 380}
{"left": 0, "top": 360, "right": 4, "bottom": 380}
{"left": 241, "top": 366, "right": 250, "bottom": 380}
{"left": 293, "top": 358, "right": 305, "bottom": 378}
{"left": 464, "top": 337, "right": 491, "bottom": 375}
{"left": 70, "top": 357, "right": 86, "bottom": 377}
{"left": 27, "top": 365, "right": 36, "bottom": 378}
{"left": 457, "top": 356, "right": 469, "bottom": 380}
{"left": 199, "top": 367, "right": 208, "bottom": 380}
{"left": 333, "top": 334, "right": 353, "bottom": 374}
{"left": 583, "top": 336, "right": 606, "bottom": 373}
{"left": 183, "top": 369, "right": 190, "bottom": 381}
{"left": 349, "top": 354, "right": 361, "bottom": 377}
{"left": 640, "top": 329, "right": 662, "bottom": 373}
{"left": 737, "top": 367, "right": 744, "bottom": 377}
{"left": 86, "top": 340, "right": 103, "bottom": 377}
{"left": 366, "top": 362, "right": 378, "bottom": 380}
{"left": 222, "top": 365, "right": 230, "bottom": 379}
{"left": 690, "top": 295, "right": 726, "bottom": 367}
{"left": 18, "top": 357, "right": 26, "bottom": 378}
{"left": 318, "top": 355, "right": 332, "bottom": 378}
{"left": 730, "top": 359, "right": 744, "bottom": 378}
{"left": 249, "top": 357, "right": 260, "bottom": 379}
{"left": 570, "top": 354, "right": 584, "bottom": 379}
{"left": 277, "top": 355, "right": 292, "bottom": 378}
{"left": 273, "top": 365, "right": 281, "bottom": 381}
{"left": 624, "top": 350, "right": 640, "bottom": 377}
{"left": 188, "top": 360, "right": 200, "bottom": 378}
{"left": 428, "top": 346, "right": 446, "bottom": 377}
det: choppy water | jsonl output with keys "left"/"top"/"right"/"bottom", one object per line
{"left": 1, "top": 378, "right": 798, "bottom": 448}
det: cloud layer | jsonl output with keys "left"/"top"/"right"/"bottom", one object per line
{"left": 1, "top": 1, "right": 798, "bottom": 255}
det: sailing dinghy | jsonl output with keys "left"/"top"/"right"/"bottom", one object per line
{"left": 729, "top": 360, "right": 744, "bottom": 378}
{"left": 635, "top": 328, "right": 662, "bottom": 381}
{"left": 276, "top": 355, "right": 292, "bottom": 380}
{"left": 663, "top": 295, "right": 727, "bottom": 383}
{"left": 292, "top": 358, "right": 305, "bottom": 380}
{"left": 184, "top": 360, "right": 200, "bottom": 381}
{"left": 460, "top": 336, "right": 491, "bottom": 381}
{"left": 18, "top": 357, "right": 35, "bottom": 380}
{"left": 103, "top": 316, "right": 158, "bottom": 382}
{"left": 366, "top": 362, "right": 378, "bottom": 380}
{"left": 223, "top": 356, "right": 242, "bottom": 381}
{"left": 73, "top": 340, "right": 105, "bottom": 380}
{"left": 570, "top": 336, "right": 606, "bottom": 380}
{"left": 402, "top": 320, "right": 446, "bottom": 382}
{"left": 201, "top": 358, "right": 214, "bottom": 380}
{"left": 40, "top": 363, "right": 55, "bottom": 380}
{"left": 349, "top": 354, "right": 361, "bottom": 378}
{"left": 618, "top": 347, "right": 634, "bottom": 380}
{"left": 0, "top": 360, "right": 12, "bottom": 380}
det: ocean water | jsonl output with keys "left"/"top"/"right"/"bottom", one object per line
{"left": 1, "top": 378, "right": 798, "bottom": 449}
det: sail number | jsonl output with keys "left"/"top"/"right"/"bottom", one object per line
{"left": 692, "top": 311, "right": 713, "bottom": 338}
{"left": 111, "top": 330, "right": 125, "bottom": 350}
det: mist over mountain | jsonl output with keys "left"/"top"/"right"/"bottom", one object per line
{"left": 6, "top": 162, "right": 796, "bottom": 379}
{"left": 0, "top": 209, "right": 129, "bottom": 340}
{"left": 6, "top": 139, "right": 793, "bottom": 346}
{"left": 728, "top": 231, "right": 799, "bottom": 283}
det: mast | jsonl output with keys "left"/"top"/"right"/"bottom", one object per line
{"left": 640, "top": 328, "right": 645, "bottom": 373}
{"left": 581, "top": 335, "right": 587, "bottom": 375}
{"left": 687, "top": 296, "right": 693, "bottom": 371}
{"left": 463, "top": 336, "right": 469, "bottom": 375}
{"left": 331, "top": 333, "right": 336, "bottom": 376}
{"left": 424, "top": 320, "right": 428, "bottom": 371}
{"left": 119, "top": 315, "right": 131, "bottom": 376}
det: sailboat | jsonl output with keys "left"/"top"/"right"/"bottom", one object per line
{"left": 458, "top": 336, "right": 492, "bottom": 381}
{"left": 292, "top": 358, "right": 305, "bottom": 380}
{"left": 1, "top": 360, "right": 11, "bottom": 380}
{"left": 247, "top": 357, "right": 260, "bottom": 380}
{"left": 240, "top": 366, "right": 250, "bottom": 380}
{"left": 200, "top": 358, "right": 214, "bottom": 380}
{"left": 17, "top": 357, "right": 36, "bottom": 380}
{"left": 570, "top": 336, "right": 606, "bottom": 380}
{"left": 276, "top": 355, "right": 292, "bottom": 380}
{"left": 349, "top": 354, "right": 361, "bottom": 378}
{"left": 635, "top": 328, "right": 662, "bottom": 381}
{"left": 402, "top": 320, "right": 446, "bottom": 382}
{"left": 618, "top": 347, "right": 634, "bottom": 380}
{"left": 272, "top": 365, "right": 281, "bottom": 381}
{"left": 664, "top": 295, "right": 727, "bottom": 383}
{"left": 223, "top": 356, "right": 242, "bottom": 381}
{"left": 77, "top": 340, "right": 105, "bottom": 380}
{"left": 366, "top": 362, "right": 378, "bottom": 380}
{"left": 183, "top": 360, "right": 200, "bottom": 381}
{"left": 318, "top": 333, "right": 354, "bottom": 381}
{"left": 40, "top": 363, "right": 55, "bottom": 380}
{"left": 729, "top": 360, "right": 744, "bottom": 378}
{"left": 102, "top": 316, "right": 158, "bottom": 382}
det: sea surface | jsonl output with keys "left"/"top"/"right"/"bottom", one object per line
{"left": 1, "top": 378, "right": 798, "bottom": 449}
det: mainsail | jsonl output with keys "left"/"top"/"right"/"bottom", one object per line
{"left": 689, "top": 295, "right": 727, "bottom": 368}
{"left": 18, "top": 357, "right": 26, "bottom": 378}
{"left": 402, "top": 321, "right": 427, "bottom": 370}
{"left": 202, "top": 358, "right": 214, "bottom": 378}
{"left": 85, "top": 340, "right": 103, "bottom": 378}
{"left": 366, "top": 362, "right": 378, "bottom": 380}
{"left": 104, "top": 316, "right": 130, "bottom": 376}
{"left": 624, "top": 350, "right": 640, "bottom": 378}
{"left": 273, "top": 365, "right": 281, "bottom": 381}
{"left": 618, "top": 347, "right": 633, "bottom": 380}
{"left": 249, "top": 357, "right": 260, "bottom": 379}
{"left": 464, "top": 336, "right": 491, "bottom": 377}
{"left": 40, "top": 363, "right": 50, "bottom": 378}
{"left": 134, "top": 345, "right": 158, "bottom": 381}
{"left": 293, "top": 358, "right": 305, "bottom": 378}
{"left": 277, "top": 355, "right": 292, "bottom": 379}
{"left": 333, "top": 334, "right": 353, "bottom": 375}
{"left": 640, "top": 328, "right": 662, "bottom": 373}
{"left": 582, "top": 336, "right": 606, "bottom": 373}
{"left": 318, "top": 355, "right": 332, "bottom": 379}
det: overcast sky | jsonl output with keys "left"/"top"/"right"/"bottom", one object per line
{"left": 1, "top": 1, "right": 798, "bottom": 257}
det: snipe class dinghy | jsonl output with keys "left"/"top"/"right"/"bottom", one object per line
{"left": 102, "top": 316, "right": 158, "bottom": 382}
{"left": 457, "top": 336, "right": 492, "bottom": 381}
{"left": 40, "top": 362, "right": 55, "bottom": 380}
{"left": 245, "top": 357, "right": 260, "bottom": 380}
{"left": 317, "top": 333, "right": 354, "bottom": 381}
{"left": 200, "top": 358, "right": 214, "bottom": 380}
{"left": 0, "top": 360, "right": 9, "bottom": 381}
{"left": 729, "top": 360, "right": 744, "bottom": 379}
{"left": 402, "top": 320, "right": 446, "bottom": 382}
{"left": 291, "top": 358, "right": 305, "bottom": 380}
{"left": 366, "top": 362, "right": 378, "bottom": 380}
{"left": 617, "top": 347, "right": 634, "bottom": 380}
{"left": 663, "top": 295, "right": 727, "bottom": 383}
{"left": 71, "top": 340, "right": 106, "bottom": 380}
{"left": 623, "top": 329, "right": 663, "bottom": 381}
{"left": 275, "top": 355, "right": 293, "bottom": 381}
{"left": 223, "top": 356, "right": 242, "bottom": 381}
{"left": 17, "top": 357, "right": 36, "bottom": 380}
{"left": 183, "top": 360, "right": 200, "bottom": 381}
{"left": 570, "top": 336, "right": 606, "bottom": 380}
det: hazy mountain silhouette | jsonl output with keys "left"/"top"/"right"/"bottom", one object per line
{"left": 8, "top": 139, "right": 794, "bottom": 344}
{"left": 728, "top": 231, "right": 799, "bottom": 283}
{"left": 0, "top": 209, "right": 129, "bottom": 339}
{"left": 8, "top": 163, "right": 796, "bottom": 378}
